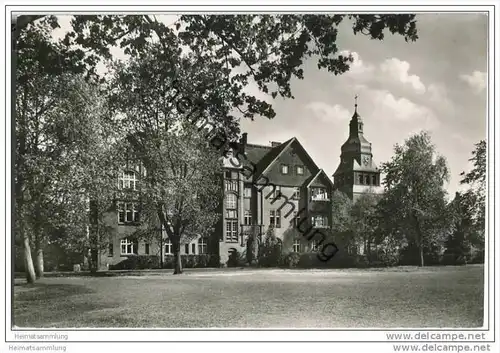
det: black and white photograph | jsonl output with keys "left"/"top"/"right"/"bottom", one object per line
{"left": 2, "top": 2, "right": 497, "bottom": 352}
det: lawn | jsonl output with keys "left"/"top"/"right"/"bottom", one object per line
{"left": 12, "top": 265, "right": 484, "bottom": 328}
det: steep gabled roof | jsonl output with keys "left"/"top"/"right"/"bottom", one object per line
{"left": 254, "top": 137, "right": 323, "bottom": 183}
{"left": 305, "top": 169, "right": 334, "bottom": 189}
{"left": 254, "top": 137, "right": 295, "bottom": 179}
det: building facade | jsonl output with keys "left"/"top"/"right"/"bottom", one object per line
{"left": 94, "top": 103, "right": 380, "bottom": 268}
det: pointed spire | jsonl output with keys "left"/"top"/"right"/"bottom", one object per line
{"left": 354, "top": 94, "right": 358, "bottom": 114}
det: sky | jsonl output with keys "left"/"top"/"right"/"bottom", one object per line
{"left": 238, "top": 13, "right": 488, "bottom": 197}
{"left": 52, "top": 13, "right": 488, "bottom": 197}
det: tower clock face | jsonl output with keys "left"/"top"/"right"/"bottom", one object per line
{"left": 363, "top": 156, "right": 370, "bottom": 166}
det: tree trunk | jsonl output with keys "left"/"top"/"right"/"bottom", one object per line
{"left": 23, "top": 233, "right": 36, "bottom": 284}
{"left": 35, "top": 244, "right": 44, "bottom": 278}
{"left": 419, "top": 242, "right": 424, "bottom": 267}
{"left": 173, "top": 240, "right": 182, "bottom": 275}
{"left": 34, "top": 232, "right": 44, "bottom": 278}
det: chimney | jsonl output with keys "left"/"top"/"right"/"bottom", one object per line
{"left": 271, "top": 141, "right": 281, "bottom": 147}
{"left": 239, "top": 133, "right": 248, "bottom": 154}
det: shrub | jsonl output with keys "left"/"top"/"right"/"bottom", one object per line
{"left": 469, "top": 249, "right": 484, "bottom": 264}
{"left": 442, "top": 253, "right": 468, "bottom": 266}
{"left": 258, "top": 228, "right": 282, "bottom": 267}
{"left": 297, "top": 253, "right": 319, "bottom": 268}
{"left": 161, "top": 254, "right": 218, "bottom": 269}
{"left": 110, "top": 255, "right": 160, "bottom": 270}
{"left": 283, "top": 252, "right": 301, "bottom": 268}
{"left": 227, "top": 250, "right": 243, "bottom": 267}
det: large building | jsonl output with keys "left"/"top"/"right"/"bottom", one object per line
{"left": 94, "top": 102, "right": 381, "bottom": 269}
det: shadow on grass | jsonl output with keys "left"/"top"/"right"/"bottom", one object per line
{"left": 14, "top": 283, "right": 95, "bottom": 302}
{"left": 13, "top": 283, "right": 121, "bottom": 328}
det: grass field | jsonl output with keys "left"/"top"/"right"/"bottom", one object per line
{"left": 13, "top": 265, "right": 484, "bottom": 328}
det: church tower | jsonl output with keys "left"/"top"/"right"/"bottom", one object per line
{"left": 333, "top": 96, "right": 382, "bottom": 201}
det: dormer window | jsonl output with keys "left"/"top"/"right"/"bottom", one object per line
{"left": 120, "top": 170, "right": 138, "bottom": 190}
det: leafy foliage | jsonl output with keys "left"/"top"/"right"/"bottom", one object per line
{"left": 15, "top": 18, "right": 120, "bottom": 281}
{"left": 258, "top": 227, "right": 282, "bottom": 267}
{"left": 380, "top": 131, "right": 450, "bottom": 266}
{"left": 459, "top": 140, "right": 486, "bottom": 238}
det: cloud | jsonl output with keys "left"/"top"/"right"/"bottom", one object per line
{"left": 339, "top": 50, "right": 375, "bottom": 76}
{"left": 305, "top": 102, "right": 351, "bottom": 124}
{"left": 459, "top": 70, "right": 487, "bottom": 93}
{"left": 380, "top": 58, "right": 426, "bottom": 94}
{"left": 367, "top": 89, "right": 439, "bottom": 130}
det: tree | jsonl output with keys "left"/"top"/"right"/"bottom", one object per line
{"left": 381, "top": 131, "right": 450, "bottom": 267}
{"left": 258, "top": 227, "right": 282, "bottom": 267}
{"left": 350, "top": 193, "right": 379, "bottom": 258}
{"left": 14, "top": 18, "right": 119, "bottom": 281}
{"left": 443, "top": 192, "right": 474, "bottom": 265}
{"left": 107, "top": 45, "right": 222, "bottom": 275}
{"left": 330, "top": 190, "right": 353, "bottom": 252}
{"left": 16, "top": 15, "right": 418, "bottom": 124}
{"left": 460, "top": 140, "right": 486, "bottom": 239}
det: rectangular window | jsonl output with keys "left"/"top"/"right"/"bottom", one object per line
{"left": 293, "top": 239, "right": 301, "bottom": 253}
{"left": 225, "top": 193, "right": 237, "bottom": 210}
{"left": 224, "top": 170, "right": 232, "bottom": 179}
{"left": 118, "top": 202, "right": 140, "bottom": 224}
{"left": 108, "top": 242, "right": 114, "bottom": 257}
{"left": 365, "top": 175, "right": 370, "bottom": 185}
{"left": 244, "top": 210, "right": 252, "bottom": 225}
{"left": 185, "top": 244, "right": 189, "bottom": 254}
{"left": 164, "top": 240, "right": 173, "bottom": 255}
{"left": 292, "top": 187, "right": 300, "bottom": 200}
{"left": 281, "top": 165, "right": 289, "bottom": 174}
{"left": 291, "top": 211, "right": 301, "bottom": 227}
{"left": 312, "top": 215, "right": 328, "bottom": 228}
{"left": 296, "top": 165, "right": 304, "bottom": 175}
{"left": 145, "top": 243, "right": 150, "bottom": 255}
{"left": 120, "top": 238, "right": 136, "bottom": 255}
{"left": 372, "top": 175, "right": 377, "bottom": 185}
{"left": 311, "top": 240, "right": 319, "bottom": 252}
{"left": 126, "top": 203, "right": 134, "bottom": 222}
{"left": 269, "top": 210, "right": 281, "bottom": 228}
{"left": 192, "top": 243, "right": 196, "bottom": 254}
{"left": 270, "top": 185, "right": 281, "bottom": 200}
{"left": 119, "top": 170, "right": 138, "bottom": 190}
{"left": 198, "top": 237, "right": 208, "bottom": 254}
{"left": 311, "top": 187, "right": 328, "bottom": 200}
{"left": 226, "top": 220, "right": 239, "bottom": 242}
{"left": 359, "top": 174, "right": 364, "bottom": 184}
{"left": 118, "top": 203, "right": 125, "bottom": 223}
{"left": 226, "top": 209, "right": 238, "bottom": 219}
{"left": 225, "top": 180, "right": 238, "bottom": 192}
{"left": 244, "top": 184, "right": 252, "bottom": 198}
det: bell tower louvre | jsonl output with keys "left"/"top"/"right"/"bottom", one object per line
{"left": 333, "top": 95, "right": 383, "bottom": 201}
